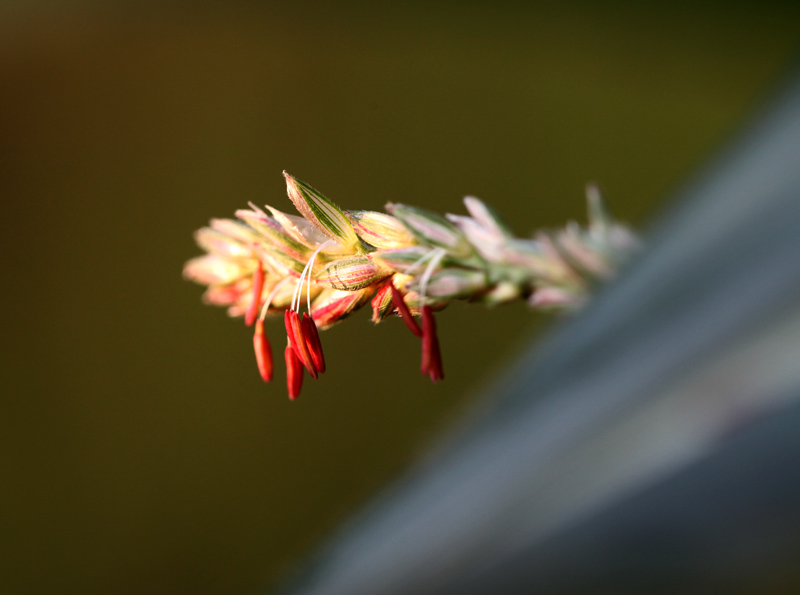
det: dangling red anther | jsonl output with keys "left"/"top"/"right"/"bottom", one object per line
{"left": 421, "top": 305, "right": 444, "bottom": 382}
{"left": 284, "top": 310, "right": 318, "bottom": 379}
{"left": 245, "top": 258, "right": 265, "bottom": 327}
{"left": 301, "top": 313, "right": 326, "bottom": 374}
{"left": 284, "top": 344, "right": 304, "bottom": 400}
{"left": 390, "top": 283, "right": 422, "bottom": 337}
{"left": 253, "top": 319, "right": 273, "bottom": 382}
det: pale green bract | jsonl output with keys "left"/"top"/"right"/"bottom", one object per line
{"left": 284, "top": 172, "right": 361, "bottom": 252}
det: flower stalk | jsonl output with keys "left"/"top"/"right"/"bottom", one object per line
{"left": 184, "top": 174, "right": 638, "bottom": 399}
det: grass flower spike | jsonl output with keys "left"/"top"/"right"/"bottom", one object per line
{"left": 184, "top": 174, "right": 638, "bottom": 400}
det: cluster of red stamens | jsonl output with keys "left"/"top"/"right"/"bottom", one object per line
{"left": 246, "top": 254, "right": 443, "bottom": 400}
{"left": 389, "top": 284, "right": 443, "bottom": 382}
{"left": 283, "top": 309, "right": 326, "bottom": 399}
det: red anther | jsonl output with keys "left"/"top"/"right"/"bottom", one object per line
{"left": 286, "top": 309, "right": 318, "bottom": 379}
{"left": 253, "top": 319, "right": 273, "bottom": 382}
{"left": 245, "top": 258, "right": 265, "bottom": 326}
{"left": 301, "top": 313, "right": 326, "bottom": 374}
{"left": 421, "top": 305, "right": 444, "bottom": 382}
{"left": 284, "top": 309, "right": 294, "bottom": 344}
{"left": 284, "top": 309, "right": 294, "bottom": 341}
{"left": 284, "top": 344, "right": 304, "bottom": 400}
{"left": 390, "top": 283, "right": 422, "bottom": 337}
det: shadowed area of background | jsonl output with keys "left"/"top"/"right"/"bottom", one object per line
{"left": 1, "top": 1, "right": 799, "bottom": 593}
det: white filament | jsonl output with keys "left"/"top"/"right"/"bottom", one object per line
{"left": 418, "top": 248, "right": 447, "bottom": 304}
{"left": 291, "top": 240, "right": 335, "bottom": 312}
{"left": 404, "top": 248, "right": 438, "bottom": 276}
{"left": 259, "top": 277, "right": 292, "bottom": 321}
{"left": 306, "top": 240, "right": 335, "bottom": 313}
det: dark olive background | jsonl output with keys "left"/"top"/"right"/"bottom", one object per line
{"left": 2, "top": 2, "right": 799, "bottom": 593}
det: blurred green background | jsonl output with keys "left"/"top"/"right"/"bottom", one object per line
{"left": 2, "top": 1, "right": 799, "bottom": 593}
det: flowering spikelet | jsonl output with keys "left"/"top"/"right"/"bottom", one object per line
{"left": 184, "top": 174, "right": 637, "bottom": 400}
